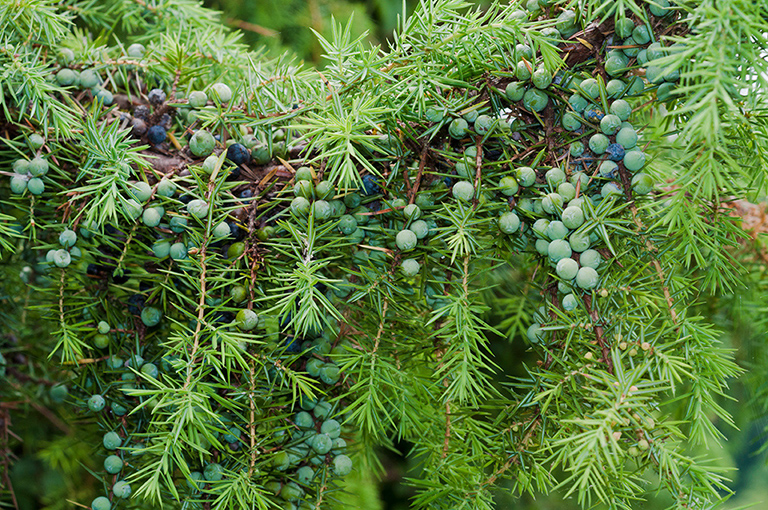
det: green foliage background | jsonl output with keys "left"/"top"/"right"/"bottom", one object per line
{"left": 2, "top": 0, "right": 768, "bottom": 509}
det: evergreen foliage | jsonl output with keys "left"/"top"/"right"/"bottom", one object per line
{"left": 1, "top": 0, "right": 767, "bottom": 509}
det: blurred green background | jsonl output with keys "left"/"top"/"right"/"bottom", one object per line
{"left": 5, "top": 1, "right": 768, "bottom": 509}
{"left": 205, "top": 0, "right": 495, "bottom": 67}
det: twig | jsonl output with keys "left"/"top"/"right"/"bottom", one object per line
{"left": 408, "top": 143, "right": 430, "bottom": 204}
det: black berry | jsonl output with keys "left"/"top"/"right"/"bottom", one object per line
{"left": 147, "top": 125, "right": 167, "bottom": 145}
{"left": 148, "top": 88, "right": 166, "bottom": 106}
{"left": 226, "top": 143, "right": 251, "bottom": 166}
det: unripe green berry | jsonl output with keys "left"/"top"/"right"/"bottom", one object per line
{"left": 213, "top": 222, "right": 231, "bottom": 238}
{"left": 556, "top": 257, "right": 579, "bottom": 280}
{"left": 396, "top": 229, "right": 418, "bottom": 251}
{"left": 113, "top": 480, "right": 131, "bottom": 498}
{"left": 576, "top": 266, "right": 600, "bottom": 289}
{"left": 237, "top": 309, "right": 259, "bottom": 330}
{"left": 53, "top": 249, "right": 71, "bottom": 268}
{"left": 531, "top": 68, "right": 552, "bottom": 89}
{"left": 562, "top": 293, "right": 579, "bottom": 311}
{"left": 403, "top": 203, "right": 421, "bottom": 219}
{"left": 333, "top": 454, "right": 353, "bottom": 476}
{"left": 499, "top": 212, "right": 520, "bottom": 235}
{"left": 122, "top": 198, "right": 142, "bottom": 220}
{"left": 27, "top": 177, "right": 44, "bottom": 195}
{"left": 311, "top": 433, "right": 333, "bottom": 454}
{"left": 59, "top": 229, "right": 77, "bottom": 248}
{"left": 561, "top": 206, "right": 585, "bottom": 229}
{"left": 142, "top": 206, "right": 164, "bottom": 227}
{"left": 103, "top": 431, "right": 121, "bottom": 450}
{"left": 93, "top": 333, "right": 109, "bottom": 349}
{"left": 104, "top": 455, "right": 123, "bottom": 474}
{"left": 28, "top": 157, "right": 49, "bottom": 177}
{"left": 170, "top": 242, "right": 187, "bottom": 260}
{"left": 91, "top": 496, "right": 111, "bottom": 510}
{"left": 448, "top": 118, "right": 469, "bottom": 139}
{"left": 156, "top": 179, "right": 176, "bottom": 197}
{"left": 210, "top": 83, "right": 232, "bottom": 103}
{"left": 204, "top": 462, "right": 224, "bottom": 481}
{"left": 452, "top": 180, "right": 474, "bottom": 201}
{"left": 188, "top": 90, "right": 208, "bottom": 108}
{"left": 189, "top": 130, "right": 215, "bottom": 157}
{"left": 631, "top": 173, "right": 654, "bottom": 195}
{"left": 88, "top": 394, "right": 106, "bottom": 412}
{"left": 141, "top": 306, "right": 162, "bottom": 327}
{"left": 548, "top": 239, "right": 572, "bottom": 262}
{"left": 523, "top": 88, "right": 548, "bottom": 112}
{"left": 10, "top": 175, "right": 27, "bottom": 194}
{"left": 187, "top": 199, "right": 209, "bottom": 218}
{"left": 400, "top": 258, "right": 420, "bottom": 276}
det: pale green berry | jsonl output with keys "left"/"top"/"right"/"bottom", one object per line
{"left": 113, "top": 480, "right": 131, "bottom": 498}
{"left": 122, "top": 198, "right": 142, "bottom": 220}
{"left": 580, "top": 249, "right": 601, "bottom": 269}
{"left": 103, "top": 431, "right": 121, "bottom": 450}
{"left": 452, "top": 180, "right": 474, "bottom": 201}
{"left": 531, "top": 68, "right": 552, "bottom": 89}
{"left": 187, "top": 199, "right": 209, "bottom": 218}
{"left": 333, "top": 454, "right": 353, "bottom": 476}
{"left": 213, "top": 222, "right": 231, "bottom": 238}
{"left": 210, "top": 83, "right": 232, "bottom": 103}
{"left": 400, "top": 258, "right": 420, "bottom": 276}
{"left": 27, "top": 177, "right": 45, "bottom": 195}
{"left": 59, "top": 229, "right": 77, "bottom": 248}
{"left": 53, "top": 249, "right": 71, "bottom": 268}
{"left": 88, "top": 394, "right": 106, "bottom": 412}
{"left": 236, "top": 309, "right": 259, "bottom": 330}
{"left": 91, "top": 496, "right": 111, "bottom": 510}
{"left": 624, "top": 150, "right": 646, "bottom": 171}
{"left": 548, "top": 239, "right": 572, "bottom": 262}
{"left": 556, "top": 257, "right": 579, "bottom": 280}
{"left": 311, "top": 433, "right": 333, "bottom": 454}
{"left": 28, "top": 157, "right": 49, "bottom": 177}
{"left": 396, "top": 229, "right": 418, "bottom": 251}
{"left": 142, "top": 206, "right": 164, "bottom": 227}
{"left": 189, "top": 130, "right": 215, "bottom": 158}
{"left": 141, "top": 306, "right": 162, "bottom": 327}
{"left": 631, "top": 173, "right": 654, "bottom": 195}
{"left": 499, "top": 212, "right": 521, "bottom": 234}
{"left": 10, "top": 175, "right": 27, "bottom": 194}
{"left": 576, "top": 266, "right": 599, "bottom": 289}
{"left": 561, "top": 206, "right": 585, "bottom": 229}
{"left": 188, "top": 90, "right": 208, "bottom": 108}
{"left": 104, "top": 455, "right": 123, "bottom": 474}
{"left": 156, "top": 179, "right": 176, "bottom": 197}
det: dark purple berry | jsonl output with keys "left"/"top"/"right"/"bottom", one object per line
{"left": 148, "top": 88, "right": 166, "bottom": 106}
{"left": 226, "top": 143, "right": 251, "bottom": 166}
{"left": 228, "top": 221, "right": 245, "bottom": 241}
{"left": 361, "top": 174, "right": 380, "bottom": 196}
{"left": 147, "top": 125, "right": 167, "bottom": 145}
{"left": 133, "top": 105, "right": 151, "bottom": 121}
{"left": 239, "top": 189, "right": 253, "bottom": 199}
{"left": 584, "top": 107, "right": 605, "bottom": 123}
{"left": 127, "top": 293, "right": 145, "bottom": 315}
{"left": 226, "top": 166, "right": 241, "bottom": 181}
{"left": 606, "top": 143, "right": 626, "bottom": 162}
{"left": 131, "top": 118, "right": 147, "bottom": 137}
{"left": 284, "top": 336, "right": 301, "bottom": 353}
{"left": 112, "top": 269, "right": 131, "bottom": 285}
{"left": 179, "top": 194, "right": 192, "bottom": 204}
